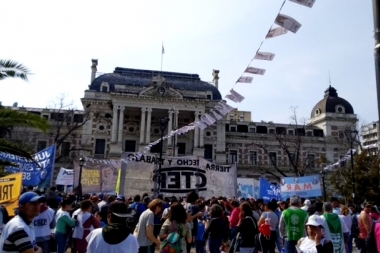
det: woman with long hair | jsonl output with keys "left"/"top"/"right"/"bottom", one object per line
{"left": 159, "top": 204, "right": 192, "bottom": 252}
{"left": 72, "top": 200, "right": 100, "bottom": 253}
{"left": 184, "top": 191, "right": 202, "bottom": 253}
{"left": 257, "top": 202, "right": 278, "bottom": 253}
{"left": 339, "top": 205, "right": 353, "bottom": 253}
{"left": 54, "top": 198, "right": 76, "bottom": 253}
{"left": 203, "top": 204, "right": 225, "bottom": 253}
{"left": 236, "top": 202, "right": 258, "bottom": 253}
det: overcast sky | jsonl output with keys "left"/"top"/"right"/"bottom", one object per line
{"left": 0, "top": 0, "right": 376, "bottom": 125}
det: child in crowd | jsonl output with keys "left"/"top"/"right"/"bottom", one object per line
{"left": 95, "top": 211, "right": 105, "bottom": 227}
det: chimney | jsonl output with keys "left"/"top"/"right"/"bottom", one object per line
{"left": 212, "top": 69, "right": 220, "bottom": 89}
{"left": 91, "top": 59, "right": 98, "bottom": 83}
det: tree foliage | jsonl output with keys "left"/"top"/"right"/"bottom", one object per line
{"left": 329, "top": 150, "right": 380, "bottom": 204}
{"left": 0, "top": 59, "right": 31, "bottom": 81}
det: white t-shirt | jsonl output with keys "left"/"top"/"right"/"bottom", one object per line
{"left": 86, "top": 228, "right": 139, "bottom": 253}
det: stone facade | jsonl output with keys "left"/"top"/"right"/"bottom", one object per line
{"left": 2, "top": 61, "right": 359, "bottom": 183}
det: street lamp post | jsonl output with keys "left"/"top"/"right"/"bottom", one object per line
{"left": 77, "top": 157, "right": 85, "bottom": 202}
{"left": 156, "top": 117, "right": 169, "bottom": 196}
{"left": 320, "top": 170, "right": 327, "bottom": 202}
{"left": 345, "top": 130, "right": 358, "bottom": 204}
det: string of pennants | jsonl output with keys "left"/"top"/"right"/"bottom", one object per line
{"left": 225, "top": 0, "right": 316, "bottom": 103}
{"left": 323, "top": 149, "right": 357, "bottom": 171}
{"left": 85, "top": 101, "right": 236, "bottom": 165}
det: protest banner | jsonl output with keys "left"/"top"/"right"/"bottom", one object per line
{"left": 237, "top": 178, "right": 259, "bottom": 199}
{"left": 0, "top": 173, "right": 22, "bottom": 215}
{"left": 0, "top": 145, "right": 56, "bottom": 188}
{"left": 119, "top": 154, "right": 237, "bottom": 198}
{"left": 56, "top": 168, "right": 73, "bottom": 185}
{"left": 259, "top": 177, "right": 281, "bottom": 201}
{"left": 280, "top": 175, "right": 322, "bottom": 199}
{"left": 73, "top": 160, "right": 121, "bottom": 194}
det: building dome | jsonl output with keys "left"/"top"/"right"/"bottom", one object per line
{"left": 311, "top": 86, "right": 354, "bottom": 118}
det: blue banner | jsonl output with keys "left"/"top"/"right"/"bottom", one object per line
{"left": 237, "top": 178, "right": 259, "bottom": 199}
{"left": 0, "top": 145, "right": 55, "bottom": 188}
{"left": 259, "top": 177, "right": 281, "bottom": 202}
{"left": 280, "top": 175, "right": 322, "bottom": 199}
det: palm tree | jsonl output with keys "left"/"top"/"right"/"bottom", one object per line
{"left": 0, "top": 59, "right": 49, "bottom": 168}
{"left": 0, "top": 59, "right": 31, "bottom": 81}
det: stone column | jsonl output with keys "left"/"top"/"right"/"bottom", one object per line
{"left": 140, "top": 108, "right": 146, "bottom": 144}
{"left": 111, "top": 108, "right": 118, "bottom": 143}
{"left": 145, "top": 108, "right": 152, "bottom": 144}
{"left": 167, "top": 110, "right": 173, "bottom": 146}
{"left": 199, "top": 124, "right": 204, "bottom": 148}
{"left": 194, "top": 111, "right": 199, "bottom": 148}
{"left": 174, "top": 110, "right": 179, "bottom": 148}
{"left": 118, "top": 107, "right": 125, "bottom": 143}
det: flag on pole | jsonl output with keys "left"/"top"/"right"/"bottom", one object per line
{"left": 162, "top": 44, "right": 165, "bottom": 54}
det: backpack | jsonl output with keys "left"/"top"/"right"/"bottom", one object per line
{"left": 160, "top": 222, "right": 183, "bottom": 253}
{"left": 351, "top": 213, "right": 360, "bottom": 238}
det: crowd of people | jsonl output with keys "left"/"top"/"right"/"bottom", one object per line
{"left": 0, "top": 187, "right": 380, "bottom": 253}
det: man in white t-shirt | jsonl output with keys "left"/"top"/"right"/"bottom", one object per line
{"left": 86, "top": 201, "right": 139, "bottom": 253}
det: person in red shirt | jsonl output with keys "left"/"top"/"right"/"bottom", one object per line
{"left": 228, "top": 200, "right": 240, "bottom": 240}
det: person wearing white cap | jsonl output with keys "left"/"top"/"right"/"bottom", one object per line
{"left": 301, "top": 200, "right": 311, "bottom": 212}
{"left": 297, "top": 215, "right": 333, "bottom": 253}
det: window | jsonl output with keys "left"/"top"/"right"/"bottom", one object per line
{"left": 206, "top": 94, "right": 212, "bottom": 99}
{"left": 229, "top": 150, "right": 237, "bottom": 164}
{"left": 42, "top": 115, "right": 49, "bottom": 120}
{"left": 249, "top": 128, "right": 256, "bottom": 133}
{"left": 36, "top": 140, "right": 47, "bottom": 152}
{"left": 339, "top": 156, "right": 346, "bottom": 167}
{"left": 306, "top": 131, "right": 313, "bottom": 136}
{"left": 230, "top": 126, "right": 237, "bottom": 132}
{"left": 339, "top": 131, "right": 345, "bottom": 139}
{"left": 178, "top": 143, "right": 186, "bottom": 155}
{"left": 269, "top": 152, "right": 277, "bottom": 165}
{"left": 307, "top": 154, "right": 315, "bottom": 168}
{"left": 125, "top": 140, "right": 136, "bottom": 152}
{"left": 204, "top": 144, "right": 213, "bottom": 160}
{"left": 289, "top": 153, "right": 295, "bottom": 163}
{"left": 249, "top": 151, "right": 257, "bottom": 165}
{"left": 73, "top": 114, "right": 83, "bottom": 123}
{"left": 288, "top": 130, "right": 294, "bottom": 135}
{"left": 269, "top": 129, "right": 275, "bottom": 134}
{"left": 61, "top": 142, "right": 71, "bottom": 156}
{"left": 94, "top": 139, "right": 106, "bottom": 155}
{"left": 150, "top": 143, "right": 161, "bottom": 153}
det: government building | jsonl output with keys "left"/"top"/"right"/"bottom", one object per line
{"left": 4, "top": 60, "right": 359, "bottom": 182}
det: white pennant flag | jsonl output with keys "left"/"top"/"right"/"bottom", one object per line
{"left": 266, "top": 27, "right": 288, "bottom": 39}
{"left": 225, "top": 94, "right": 240, "bottom": 103}
{"left": 215, "top": 101, "right": 234, "bottom": 115}
{"left": 275, "top": 14, "right": 302, "bottom": 33}
{"left": 211, "top": 109, "right": 223, "bottom": 120}
{"left": 289, "top": 0, "right": 316, "bottom": 8}
{"left": 200, "top": 114, "right": 215, "bottom": 126}
{"left": 253, "top": 52, "right": 275, "bottom": 61}
{"left": 230, "top": 89, "right": 245, "bottom": 103}
{"left": 245, "top": 67, "right": 266, "bottom": 75}
{"left": 192, "top": 120, "right": 208, "bottom": 130}
{"left": 237, "top": 76, "right": 253, "bottom": 83}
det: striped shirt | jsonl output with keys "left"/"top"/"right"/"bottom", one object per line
{"left": 0, "top": 215, "right": 35, "bottom": 253}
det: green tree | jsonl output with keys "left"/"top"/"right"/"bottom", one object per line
{"left": 329, "top": 151, "right": 380, "bottom": 204}
{"left": 0, "top": 59, "right": 31, "bottom": 81}
{"left": 0, "top": 60, "right": 49, "bottom": 171}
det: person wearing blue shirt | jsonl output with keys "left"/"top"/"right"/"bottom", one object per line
{"left": 195, "top": 217, "right": 206, "bottom": 253}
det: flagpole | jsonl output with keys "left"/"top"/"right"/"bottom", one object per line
{"left": 161, "top": 42, "right": 164, "bottom": 74}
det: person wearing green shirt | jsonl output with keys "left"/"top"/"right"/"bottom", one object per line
{"left": 279, "top": 196, "right": 308, "bottom": 253}
{"left": 54, "top": 199, "right": 75, "bottom": 253}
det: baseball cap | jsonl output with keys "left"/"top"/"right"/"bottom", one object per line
{"left": 19, "top": 192, "right": 46, "bottom": 205}
{"left": 108, "top": 201, "right": 130, "bottom": 217}
{"left": 306, "top": 215, "right": 324, "bottom": 228}
{"left": 116, "top": 195, "right": 125, "bottom": 201}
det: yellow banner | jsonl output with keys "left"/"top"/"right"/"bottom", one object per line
{"left": 0, "top": 173, "right": 22, "bottom": 215}
{"left": 115, "top": 168, "right": 121, "bottom": 194}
